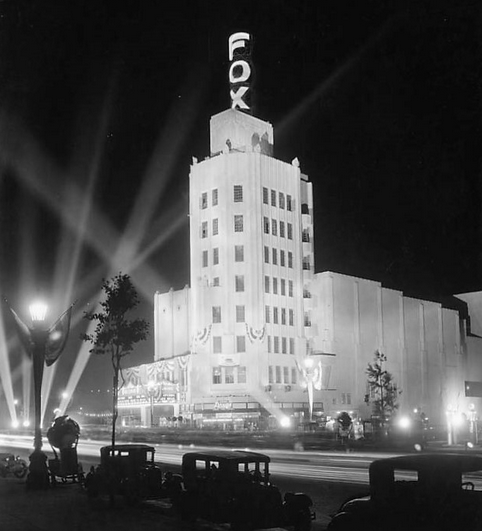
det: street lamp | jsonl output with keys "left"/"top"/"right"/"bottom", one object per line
{"left": 28, "top": 301, "right": 50, "bottom": 489}
{"left": 7, "top": 299, "right": 73, "bottom": 489}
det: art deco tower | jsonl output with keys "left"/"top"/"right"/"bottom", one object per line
{"left": 187, "top": 107, "right": 315, "bottom": 423}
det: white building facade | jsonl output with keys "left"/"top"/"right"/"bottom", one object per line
{"left": 116, "top": 105, "right": 482, "bottom": 430}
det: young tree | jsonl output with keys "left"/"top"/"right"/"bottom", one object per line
{"left": 366, "top": 350, "right": 401, "bottom": 431}
{"left": 82, "top": 273, "right": 149, "bottom": 452}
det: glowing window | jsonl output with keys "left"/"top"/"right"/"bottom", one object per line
{"left": 213, "top": 367, "right": 221, "bottom": 384}
{"left": 213, "top": 306, "right": 221, "bottom": 323}
{"left": 234, "top": 215, "right": 243, "bottom": 232}
{"left": 238, "top": 366, "right": 246, "bottom": 384}
{"left": 236, "top": 305, "right": 245, "bottom": 323}
{"left": 213, "top": 336, "right": 222, "bottom": 353}
{"left": 234, "top": 185, "right": 243, "bottom": 202}
{"left": 236, "top": 335, "right": 246, "bottom": 353}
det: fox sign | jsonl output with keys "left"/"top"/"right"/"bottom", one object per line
{"left": 228, "top": 32, "right": 253, "bottom": 112}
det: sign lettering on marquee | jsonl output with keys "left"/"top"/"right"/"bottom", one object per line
{"left": 228, "top": 32, "right": 253, "bottom": 112}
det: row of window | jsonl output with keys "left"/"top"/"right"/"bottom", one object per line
{"left": 265, "top": 276, "right": 294, "bottom": 297}
{"left": 267, "top": 335, "right": 295, "bottom": 354}
{"left": 263, "top": 217, "right": 293, "bottom": 239}
{"left": 201, "top": 215, "right": 295, "bottom": 239}
{"left": 265, "top": 246, "right": 294, "bottom": 268}
{"left": 211, "top": 334, "right": 295, "bottom": 355}
{"left": 265, "top": 306, "right": 294, "bottom": 326}
{"left": 200, "top": 186, "right": 294, "bottom": 212}
{"left": 212, "top": 365, "right": 246, "bottom": 385}
{"left": 263, "top": 188, "right": 293, "bottom": 211}
{"left": 268, "top": 365, "right": 297, "bottom": 385}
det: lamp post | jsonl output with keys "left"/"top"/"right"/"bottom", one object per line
{"left": 7, "top": 298, "right": 72, "bottom": 489}
{"left": 304, "top": 357, "right": 315, "bottom": 422}
{"left": 146, "top": 381, "right": 156, "bottom": 428}
{"left": 28, "top": 301, "right": 50, "bottom": 489}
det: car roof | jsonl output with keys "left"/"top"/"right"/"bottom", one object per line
{"left": 370, "top": 453, "right": 482, "bottom": 474}
{"left": 182, "top": 450, "right": 270, "bottom": 463}
{"left": 100, "top": 444, "right": 155, "bottom": 452}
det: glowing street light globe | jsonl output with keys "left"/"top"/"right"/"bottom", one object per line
{"left": 29, "top": 301, "right": 48, "bottom": 323}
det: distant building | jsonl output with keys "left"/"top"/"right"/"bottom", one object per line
{"left": 118, "top": 106, "right": 482, "bottom": 430}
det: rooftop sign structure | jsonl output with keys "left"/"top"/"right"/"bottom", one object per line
{"left": 228, "top": 32, "right": 253, "bottom": 113}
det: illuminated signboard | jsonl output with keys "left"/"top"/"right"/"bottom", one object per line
{"left": 228, "top": 32, "right": 253, "bottom": 112}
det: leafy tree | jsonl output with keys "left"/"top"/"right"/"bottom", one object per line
{"left": 82, "top": 273, "right": 149, "bottom": 452}
{"left": 366, "top": 351, "right": 401, "bottom": 430}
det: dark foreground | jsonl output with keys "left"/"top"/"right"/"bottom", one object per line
{"left": 0, "top": 473, "right": 364, "bottom": 531}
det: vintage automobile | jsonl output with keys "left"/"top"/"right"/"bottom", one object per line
{"left": 0, "top": 453, "right": 28, "bottom": 478}
{"left": 177, "top": 449, "right": 314, "bottom": 530}
{"left": 328, "top": 453, "right": 482, "bottom": 530}
{"left": 84, "top": 444, "right": 163, "bottom": 502}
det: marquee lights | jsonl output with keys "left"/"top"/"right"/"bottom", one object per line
{"left": 228, "top": 32, "right": 253, "bottom": 112}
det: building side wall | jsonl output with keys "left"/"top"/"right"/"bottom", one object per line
{"left": 310, "top": 271, "right": 465, "bottom": 424}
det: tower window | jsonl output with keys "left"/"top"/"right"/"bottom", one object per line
{"left": 273, "top": 277, "right": 278, "bottom": 295}
{"left": 281, "top": 307, "right": 286, "bottom": 325}
{"left": 271, "top": 189, "right": 276, "bottom": 207}
{"left": 280, "top": 250, "right": 285, "bottom": 267}
{"left": 302, "top": 229, "right": 310, "bottom": 242}
{"left": 213, "top": 306, "right": 221, "bottom": 323}
{"left": 291, "top": 366, "right": 297, "bottom": 383}
{"left": 280, "top": 221, "right": 285, "bottom": 238}
{"left": 281, "top": 279, "right": 286, "bottom": 296}
{"left": 212, "top": 188, "right": 218, "bottom": 206}
{"left": 235, "top": 245, "right": 244, "bottom": 262}
{"left": 290, "top": 338, "right": 295, "bottom": 355}
{"left": 271, "top": 219, "right": 277, "bottom": 236}
{"left": 225, "top": 367, "right": 234, "bottom": 384}
{"left": 236, "top": 335, "right": 246, "bottom": 353}
{"left": 263, "top": 187, "right": 269, "bottom": 204}
{"left": 264, "top": 246, "right": 270, "bottom": 263}
{"left": 212, "top": 218, "right": 219, "bottom": 235}
{"left": 303, "top": 257, "right": 311, "bottom": 270}
{"left": 201, "top": 192, "right": 207, "bottom": 209}
{"left": 213, "top": 277, "right": 220, "bottom": 287}
{"left": 235, "top": 275, "right": 245, "bottom": 292}
{"left": 236, "top": 305, "right": 245, "bottom": 322}
{"left": 234, "top": 215, "right": 243, "bottom": 232}
{"left": 275, "top": 365, "right": 281, "bottom": 383}
{"left": 265, "top": 305, "right": 270, "bottom": 323}
{"left": 213, "top": 247, "right": 219, "bottom": 265}
{"left": 288, "top": 252, "right": 293, "bottom": 268}
{"left": 279, "top": 192, "right": 285, "bottom": 209}
{"left": 274, "top": 338, "right": 279, "bottom": 354}
{"left": 283, "top": 366, "right": 289, "bottom": 381}
{"left": 234, "top": 185, "right": 243, "bottom": 202}
{"left": 287, "top": 223, "right": 293, "bottom": 240}
{"left": 213, "top": 367, "right": 221, "bottom": 384}
{"left": 289, "top": 309, "right": 294, "bottom": 325}
{"left": 201, "top": 221, "right": 208, "bottom": 238}
{"left": 273, "top": 307, "right": 279, "bottom": 324}
{"left": 268, "top": 366, "right": 273, "bottom": 383}
{"left": 265, "top": 276, "right": 270, "bottom": 293}
{"left": 238, "top": 366, "right": 247, "bottom": 384}
{"left": 272, "top": 248, "right": 277, "bottom": 265}
{"left": 202, "top": 250, "right": 208, "bottom": 267}
{"left": 289, "top": 280, "right": 293, "bottom": 297}
{"left": 263, "top": 217, "right": 269, "bottom": 234}
{"left": 287, "top": 195, "right": 292, "bottom": 211}
{"left": 267, "top": 335, "right": 271, "bottom": 353}
{"left": 213, "top": 336, "right": 222, "bottom": 353}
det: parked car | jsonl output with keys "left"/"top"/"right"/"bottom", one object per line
{"left": 0, "top": 453, "right": 28, "bottom": 478}
{"left": 84, "top": 444, "right": 163, "bottom": 502}
{"left": 328, "top": 453, "right": 482, "bottom": 530}
{"left": 177, "top": 449, "right": 314, "bottom": 530}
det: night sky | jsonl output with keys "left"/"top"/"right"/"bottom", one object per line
{"left": 0, "top": 1, "right": 481, "bottom": 398}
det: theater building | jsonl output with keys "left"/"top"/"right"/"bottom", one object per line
{"left": 118, "top": 34, "right": 482, "bottom": 430}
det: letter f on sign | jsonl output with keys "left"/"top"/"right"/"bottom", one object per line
{"left": 229, "top": 32, "right": 250, "bottom": 60}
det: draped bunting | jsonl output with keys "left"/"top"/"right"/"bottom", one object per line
{"left": 245, "top": 323, "right": 266, "bottom": 343}
{"left": 122, "top": 355, "right": 190, "bottom": 387}
{"left": 191, "top": 324, "right": 212, "bottom": 350}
